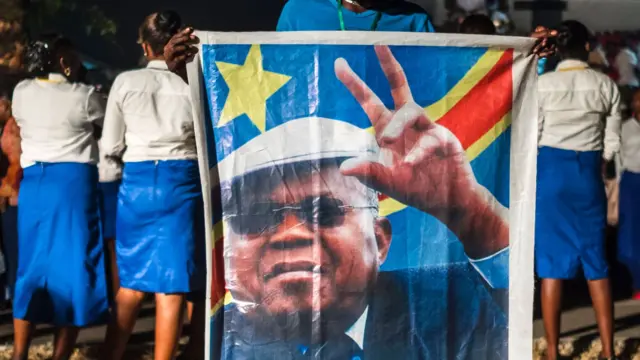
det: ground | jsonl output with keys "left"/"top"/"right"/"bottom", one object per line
{"left": 0, "top": 299, "right": 638, "bottom": 359}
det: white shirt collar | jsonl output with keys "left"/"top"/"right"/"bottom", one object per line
{"left": 345, "top": 306, "right": 368, "bottom": 349}
{"left": 555, "top": 59, "right": 590, "bottom": 72}
{"left": 39, "top": 73, "right": 68, "bottom": 83}
{"left": 146, "top": 60, "right": 169, "bottom": 70}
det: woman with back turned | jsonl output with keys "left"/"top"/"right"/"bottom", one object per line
{"left": 101, "top": 10, "right": 205, "bottom": 360}
{"left": 536, "top": 20, "right": 622, "bottom": 360}
{"left": 10, "top": 35, "right": 109, "bottom": 360}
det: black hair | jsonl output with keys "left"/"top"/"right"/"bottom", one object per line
{"left": 556, "top": 20, "right": 592, "bottom": 62}
{"left": 24, "top": 34, "right": 73, "bottom": 77}
{"left": 138, "top": 10, "right": 182, "bottom": 56}
{"left": 459, "top": 14, "right": 496, "bottom": 35}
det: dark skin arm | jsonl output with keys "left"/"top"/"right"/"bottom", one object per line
{"left": 164, "top": 27, "right": 200, "bottom": 83}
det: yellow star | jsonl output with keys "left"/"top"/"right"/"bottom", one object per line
{"left": 216, "top": 45, "right": 291, "bottom": 132}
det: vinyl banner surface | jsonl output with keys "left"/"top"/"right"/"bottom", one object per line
{"left": 187, "top": 32, "right": 538, "bottom": 360}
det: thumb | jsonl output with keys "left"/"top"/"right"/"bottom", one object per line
{"left": 340, "top": 157, "right": 394, "bottom": 195}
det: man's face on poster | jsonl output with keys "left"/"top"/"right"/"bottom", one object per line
{"left": 225, "top": 160, "right": 391, "bottom": 323}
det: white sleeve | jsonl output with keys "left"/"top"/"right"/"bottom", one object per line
{"left": 99, "top": 77, "right": 127, "bottom": 182}
{"left": 10, "top": 81, "right": 27, "bottom": 127}
{"left": 603, "top": 80, "right": 622, "bottom": 161}
{"left": 86, "top": 88, "right": 106, "bottom": 127}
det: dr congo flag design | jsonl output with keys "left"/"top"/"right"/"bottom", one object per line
{"left": 186, "top": 32, "right": 538, "bottom": 360}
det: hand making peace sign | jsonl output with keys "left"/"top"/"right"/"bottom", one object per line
{"left": 334, "top": 45, "right": 481, "bottom": 224}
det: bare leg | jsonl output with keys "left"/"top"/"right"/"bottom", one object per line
{"left": 103, "top": 288, "right": 146, "bottom": 360}
{"left": 52, "top": 327, "right": 79, "bottom": 360}
{"left": 541, "top": 279, "right": 563, "bottom": 360}
{"left": 106, "top": 239, "right": 120, "bottom": 297}
{"left": 587, "top": 278, "right": 614, "bottom": 358}
{"left": 11, "top": 318, "right": 34, "bottom": 360}
{"left": 154, "top": 293, "right": 185, "bottom": 360}
{"left": 186, "top": 300, "right": 194, "bottom": 323}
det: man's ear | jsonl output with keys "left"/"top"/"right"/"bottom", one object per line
{"left": 374, "top": 217, "right": 392, "bottom": 264}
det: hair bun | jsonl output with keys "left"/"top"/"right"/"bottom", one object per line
{"left": 24, "top": 40, "right": 53, "bottom": 75}
{"left": 155, "top": 10, "right": 182, "bottom": 36}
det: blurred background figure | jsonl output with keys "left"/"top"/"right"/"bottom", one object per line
{"left": 277, "top": 0, "right": 435, "bottom": 32}
{"left": 613, "top": 36, "right": 639, "bottom": 116}
{"left": 459, "top": 14, "right": 496, "bottom": 35}
{"left": 618, "top": 88, "right": 640, "bottom": 301}
{"left": 101, "top": 11, "right": 205, "bottom": 360}
{"left": 536, "top": 20, "right": 621, "bottom": 360}
{"left": 10, "top": 34, "right": 109, "bottom": 360}
{"left": 0, "top": 94, "right": 21, "bottom": 310}
{"left": 588, "top": 37, "right": 610, "bottom": 73}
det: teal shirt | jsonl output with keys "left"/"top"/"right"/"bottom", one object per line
{"left": 277, "top": 0, "right": 435, "bottom": 32}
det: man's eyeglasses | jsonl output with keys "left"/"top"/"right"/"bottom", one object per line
{"left": 225, "top": 196, "right": 377, "bottom": 236}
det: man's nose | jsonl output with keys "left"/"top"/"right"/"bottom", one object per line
{"left": 268, "top": 212, "right": 316, "bottom": 250}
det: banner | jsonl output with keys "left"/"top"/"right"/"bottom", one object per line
{"left": 187, "top": 32, "right": 538, "bottom": 360}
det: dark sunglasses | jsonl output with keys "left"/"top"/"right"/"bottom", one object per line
{"left": 226, "top": 196, "right": 377, "bottom": 236}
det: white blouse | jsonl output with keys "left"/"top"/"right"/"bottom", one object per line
{"left": 538, "top": 59, "right": 623, "bottom": 161}
{"left": 11, "top": 73, "right": 105, "bottom": 168}
{"left": 100, "top": 60, "right": 197, "bottom": 180}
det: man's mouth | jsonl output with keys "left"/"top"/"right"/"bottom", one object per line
{"left": 263, "top": 261, "right": 327, "bottom": 282}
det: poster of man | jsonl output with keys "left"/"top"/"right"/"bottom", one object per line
{"left": 187, "top": 32, "right": 538, "bottom": 360}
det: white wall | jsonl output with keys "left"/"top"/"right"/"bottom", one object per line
{"left": 509, "top": 0, "right": 640, "bottom": 32}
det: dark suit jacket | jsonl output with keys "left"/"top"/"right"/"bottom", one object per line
{"left": 212, "top": 263, "right": 508, "bottom": 360}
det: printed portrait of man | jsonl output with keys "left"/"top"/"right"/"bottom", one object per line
{"left": 215, "top": 46, "right": 510, "bottom": 360}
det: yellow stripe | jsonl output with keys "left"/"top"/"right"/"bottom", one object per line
{"left": 465, "top": 113, "right": 511, "bottom": 162}
{"left": 557, "top": 66, "right": 588, "bottom": 72}
{"left": 211, "top": 297, "right": 225, "bottom": 314}
{"left": 378, "top": 113, "right": 511, "bottom": 217}
{"left": 364, "top": 49, "right": 505, "bottom": 135}
{"left": 212, "top": 220, "right": 224, "bottom": 248}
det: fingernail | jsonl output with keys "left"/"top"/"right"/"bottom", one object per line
{"left": 334, "top": 58, "right": 350, "bottom": 74}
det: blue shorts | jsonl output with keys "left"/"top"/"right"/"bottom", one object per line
{"left": 535, "top": 147, "right": 608, "bottom": 280}
{"left": 116, "top": 160, "right": 206, "bottom": 294}
{"left": 14, "top": 163, "right": 109, "bottom": 326}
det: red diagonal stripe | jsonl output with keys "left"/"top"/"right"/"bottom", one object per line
{"left": 211, "top": 240, "right": 226, "bottom": 310}
{"left": 437, "top": 49, "right": 513, "bottom": 149}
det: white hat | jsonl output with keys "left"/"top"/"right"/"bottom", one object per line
{"left": 217, "top": 117, "right": 379, "bottom": 184}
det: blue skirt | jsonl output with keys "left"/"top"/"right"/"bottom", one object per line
{"left": 116, "top": 160, "right": 205, "bottom": 294}
{"left": 618, "top": 170, "right": 640, "bottom": 289}
{"left": 14, "top": 163, "right": 109, "bottom": 326}
{"left": 99, "top": 180, "right": 121, "bottom": 240}
{"left": 535, "top": 147, "right": 608, "bottom": 280}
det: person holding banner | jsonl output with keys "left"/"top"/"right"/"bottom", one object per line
{"left": 101, "top": 10, "right": 205, "bottom": 360}
{"left": 618, "top": 88, "right": 640, "bottom": 301}
{"left": 276, "top": 0, "right": 435, "bottom": 32}
{"left": 10, "top": 35, "right": 109, "bottom": 360}
{"left": 536, "top": 20, "right": 621, "bottom": 360}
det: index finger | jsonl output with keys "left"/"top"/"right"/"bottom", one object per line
{"left": 374, "top": 45, "right": 413, "bottom": 108}
{"left": 335, "top": 57, "right": 391, "bottom": 132}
